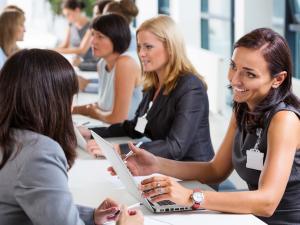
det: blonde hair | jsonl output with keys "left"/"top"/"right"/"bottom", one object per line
{"left": 0, "top": 10, "right": 25, "bottom": 56}
{"left": 137, "top": 15, "right": 207, "bottom": 94}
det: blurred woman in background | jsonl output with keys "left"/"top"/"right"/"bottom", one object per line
{"left": 0, "top": 8, "right": 25, "bottom": 69}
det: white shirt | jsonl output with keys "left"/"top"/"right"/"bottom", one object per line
{"left": 0, "top": 47, "right": 7, "bottom": 70}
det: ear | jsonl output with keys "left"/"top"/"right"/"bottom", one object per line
{"left": 272, "top": 71, "right": 287, "bottom": 88}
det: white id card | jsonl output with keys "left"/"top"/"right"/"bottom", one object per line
{"left": 246, "top": 149, "right": 264, "bottom": 171}
{"left": 135, "top": 117, "right": 148, "bottom": 133}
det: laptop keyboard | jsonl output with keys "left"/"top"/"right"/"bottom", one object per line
{"left": 157, "top": 200, "right": 176, "bottom": 206}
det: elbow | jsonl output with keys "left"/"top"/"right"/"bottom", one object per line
{"left": 104, "top": 114, "right": 127, "bottom": 124}
{"left": 253, "top": 197, "right": 278, "bottom": 218}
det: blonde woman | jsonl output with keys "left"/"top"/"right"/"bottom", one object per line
{"left": 84, "top": 15, "right": 214, "bottom": 163}
{"left": 0, "top": 9, "right": 25, "bottom": 69}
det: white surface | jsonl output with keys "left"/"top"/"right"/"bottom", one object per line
{"left": 68, "top": 158, "right": 266, "bottom": 225}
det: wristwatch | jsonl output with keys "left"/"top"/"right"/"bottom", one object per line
{"left": 191, "top": 189, "right": 204, "bottom": 209}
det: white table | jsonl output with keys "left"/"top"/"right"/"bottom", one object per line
{"left": 68, "top": 150, "right": 266, "bottom": 225}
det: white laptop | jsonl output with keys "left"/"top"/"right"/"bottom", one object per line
{"left": 91, "top": 131, "right": 212, "bottom": 213}
{"left": 74, "top": 125, "right": 87, "bottom": 150}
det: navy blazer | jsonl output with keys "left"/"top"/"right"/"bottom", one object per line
{"left": 92, "top": 74, "right": 214, "bottom": 161}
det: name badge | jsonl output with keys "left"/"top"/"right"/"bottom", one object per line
{"left": 135, "top": 117, "right": 148, "bottom": 133}
{"left": 246, "top": 149, "right": 264, "bottom": 171}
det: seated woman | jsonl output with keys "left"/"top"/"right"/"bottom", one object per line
{"left": 73, "top": 14, "right": 142, "bottom": 124}
{"left": 0, "top": 49, "right": 143, "bottom": 225}
{"left": 122, "top": 28, "right": 300, "bottom": 225}
{"left": 0, "top": 8, "right": 25, "bottom": 69}
{"left": 83, "top": 15, "right": 215, "bottom": 163}
{"left": 53, "top": 0, "right": 96, "bottom": 66}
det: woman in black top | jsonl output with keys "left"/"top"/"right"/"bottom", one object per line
{"left": 120, "top": 28, "right": 300, "bottom": 225}
{"left": 83, "top": 15, "right": 214, "bottom": 162}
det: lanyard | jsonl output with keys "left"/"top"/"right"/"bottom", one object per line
{"left": 142, "top": 101, "right": 153, "bottom": 118}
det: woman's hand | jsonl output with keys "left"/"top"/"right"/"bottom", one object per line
{"left": 86, "top": 139, "right": 104, "bottom": 157}
{"left": 116, "top": 205, "right": 144, "bottom": 225}
{"left": 77, "top": 126, "right": 92, "bottom": 140}
{"left": 108, "top": 142, "right": 159, "bottom": 176}
{"left": 72, "top": 103, "right": 101, "bottom": 119}
{"left": 140, "top": 175, "right": 193, "bottom": 207}
{"left": 94, "top": 198, "right": 120, "bottom": 225}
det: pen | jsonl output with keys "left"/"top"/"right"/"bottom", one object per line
{"left": 113, "top": 202, "right": 142, "bottom": 217}
{"left": 124, "top": 141, "right": 143, "bottom": 161}
{"left": 78, "top": 121, "right": 90, "bottom": 126}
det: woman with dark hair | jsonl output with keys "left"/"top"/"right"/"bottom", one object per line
{"left": 103, "top": 0, "right": 139, "bottom": 52}
{"left": 54, "top": 0, "right": 95, "bottom": 66}
{"left": 119, "top": 28, "right": 300, "bottom": 225}
{"left": 0, "top": 49, "right": 143, "bottom": 225}
{"left": 73, "top": 13, "right": 142, "bottom": 124}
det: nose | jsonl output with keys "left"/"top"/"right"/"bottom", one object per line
{"left": 228, "top": 69, "right": 241, "bottom": 86}
{"left": 138, "top": 48, "right": 146, "bottom": 58}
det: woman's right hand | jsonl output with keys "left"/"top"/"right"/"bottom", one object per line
{"left": 86, "top": 139, "right": 104, "bottom": 157}
{"left": 108, "top": 142, "right": 159, "bottom": 176}
{"left": 116, "top": 205, "right": 144, "bottom": 225}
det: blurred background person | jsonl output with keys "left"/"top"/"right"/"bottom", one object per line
{"left": 0, "top": 8, "right": 25, "bottom": 69}
{"left": 53, "top": 0, "right": 96, "bottom": 66}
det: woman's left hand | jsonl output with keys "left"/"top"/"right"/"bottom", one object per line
{"left": 94, "top": 198, "right": 120, "bottom": 225}
{"left": 140, "top": 176, "right": 193, "bottom": 206}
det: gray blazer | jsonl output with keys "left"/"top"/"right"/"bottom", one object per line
{"left": 0, "top": 129, "right": 95, "bottom": 225}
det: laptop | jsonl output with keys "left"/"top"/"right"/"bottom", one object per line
{"left": 74, "top": 125, "right": 87, "bottom": 150}
{"left": 91, "top": 131, "right": 210, "bottom": 213}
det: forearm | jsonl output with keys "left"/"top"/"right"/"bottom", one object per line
{"left": 157, "top": 158, "right": 218, "bottom": 184}
{"left": 202, "top": 190, "right": 275, "bottom": 217}
{"left": 97, "top": 110, "right": 127, "bottom": 124}
{"left": 54, "top": 47, "right": 85, "bottom": 55}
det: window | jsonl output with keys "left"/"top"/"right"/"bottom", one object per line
{"left": 158, "top": 0, "right": 170, "bottom": 15}
{"left": 286, "top": 0, "right": 300, "bottom": 79}
{"left": 200, "top": 0, "right": 234, "bottom": 59}
{"left": 272, "top": 0, "right": 285, "bottom": 35}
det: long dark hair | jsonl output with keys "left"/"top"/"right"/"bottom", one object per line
{"left": 0, "top": 49, "right": 79, "bottom": 169}
{"left": 233, "top": 28, "right": 300, "bottom": 132}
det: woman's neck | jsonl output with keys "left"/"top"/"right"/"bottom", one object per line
{"left": 74, "top": 15, "right": 88, "bottom": 28}
{"left": 104, "top": 53, "right": 120, "bottom": 72}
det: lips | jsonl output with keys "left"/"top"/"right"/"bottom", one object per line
{"left": 233, "top": 87, "right": 249, "bottom": 93}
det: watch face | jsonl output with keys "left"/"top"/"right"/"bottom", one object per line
{"left": 193, "top": 192, "right": 203, "bottom": 203}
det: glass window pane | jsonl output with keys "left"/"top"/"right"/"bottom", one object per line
{"left": 207, "top": 19, "right": 232, "bottom": 58}
{"left": 295, "top": 32, "right": 300, "bottom": 79}
{"left": 207, "top": 0, "right": 232, "bottom": 18}
{"left": 158, "top": 0, "right": 170, "bottom": 15}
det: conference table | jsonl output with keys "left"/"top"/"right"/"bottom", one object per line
{"left": 68, "top": 147, "right": 266, "bottom": 225}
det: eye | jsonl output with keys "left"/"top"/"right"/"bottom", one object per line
{"left": 246, "top": 72, "right": 256, "bottom": 78}
{"left": 145, "top": 44, "right": 154, "bottom": 50}
{"left": 229, "top": 61, "right": 236, "bottom": 70}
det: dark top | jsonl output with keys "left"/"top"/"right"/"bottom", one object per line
{"left": 70, "top": 22, "right": 95, "bottom": 63}
{"left": 92, "top": 74, "right": 214, "bottom": 161}
{"left": 232, "top": 102, "right": 300, "bottom": 225}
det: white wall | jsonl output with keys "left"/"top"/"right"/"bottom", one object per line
{"left": 235, "top": 0, "right": 273, "bottom": 41}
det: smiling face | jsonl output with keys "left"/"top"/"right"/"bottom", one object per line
{"left": 91, "top": 29, "right": 114, "bottom": 58}
{"left": 228, "top": 47, "right": 277, "bottom": 110}
{"left": 137, "top": 30, "right": 169, "bottom": 77}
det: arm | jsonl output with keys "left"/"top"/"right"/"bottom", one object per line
{"left": 93, "top": 56, "right": 141, "bottom": 124}
{"left": 54, "top": 29, "right": 92, "bottom": 55}
{"left": 142, "top": 111, "right": 300, "bottom": 217}
{"left": 15, "top": 142, "right": 90, "bottom": 225}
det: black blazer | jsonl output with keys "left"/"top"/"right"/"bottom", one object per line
{"left": 92, "top": 74, "right": 214, "bottom": 161}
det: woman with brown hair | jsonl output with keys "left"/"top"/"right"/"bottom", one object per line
{"left": 123, "top": 28, "right": 300, "bottom": 225}
{"left": 0, "top": 49, "right": 143, "bottom": 225}
{"left": 0, "top": 8, "right": 25, "bottom": 69}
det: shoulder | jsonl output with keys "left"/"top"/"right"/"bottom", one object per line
{"left": 115, "top": 54, "right": 139, "bottom": 69}
{"left": 174, "top": 74, "right": 206, "bottom": 94}
{"left": 14, "top": 129, "right": 67, "bottom": 170}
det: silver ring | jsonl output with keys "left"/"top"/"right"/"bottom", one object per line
{"left": 158, "top": 187, "right": 164, "bottom": 194}
{"left": 157, "top": 182, "right": 161, "bottom": 188}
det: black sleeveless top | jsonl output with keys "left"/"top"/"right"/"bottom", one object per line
{"left": 232, "top": 102, "right": 300, "bottom": 225}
